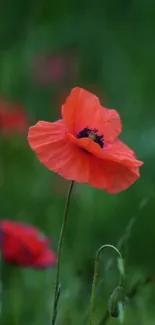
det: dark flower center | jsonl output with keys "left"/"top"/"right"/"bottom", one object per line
{"left": 77, "top": 127, "right": 104, "bottom": 148}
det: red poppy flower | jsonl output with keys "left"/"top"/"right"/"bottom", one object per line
{"left": 0, "top": 220, "right": 56, "bottom": 268}
{"left": 28, "top": 87, "right": 143, "bottom": 193}
{"left": 0, "top": 100, "right": 28, "bottom": 134}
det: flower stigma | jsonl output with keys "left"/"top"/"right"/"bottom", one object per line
{"left": 77, "top": 127, "right": 104, "bottom": 148}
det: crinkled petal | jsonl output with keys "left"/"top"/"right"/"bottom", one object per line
{"left": 28, "top": 119, "right": 91, "bottom": 182}
{"left": 62, "top": 87, "right": 122, "bottom": 140}
{"left": 88, "top": 156, "right": 141, "bottom": 193}
{"left": 103, "top": 139, "right": 143, "bottom": 167}
{"left": 68, "top": 134, "right": 143, "bottom": 169}
{"left": 54, "top": 144, "right": 90, "bottom": 182}
{"left": 28, "top": 119, "right": 70, "bottom": 172}
{"left": 28, "top": 119, "right": 66, "bottom": 147}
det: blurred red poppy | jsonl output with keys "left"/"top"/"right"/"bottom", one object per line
{"left": 28, "top": 87, "right": 143, "bottom": 193}
{"left": 33, "top": 51, "right": 78, "bottom": 86}
{"left": 0, "top": 100, "right": 28, "bottom": 134}
{"left": 0, "top": 220, "right": 56, "bottom": 268}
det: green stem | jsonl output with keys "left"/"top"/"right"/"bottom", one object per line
{"left": 52, "top": 181, "right": 74, "bottom": 325}
{"left": 89, "top": 244, "right": 123, "bottom": 325}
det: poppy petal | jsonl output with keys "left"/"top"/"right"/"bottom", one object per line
{"left": 54, "top": 144, "right": 90, "bottom": 182}
{"left": 28, "top": 120, "right": 90, "bottom": 181}
{"left": 62, "top": 87, "right": 122, "bottom": 140}
{"left": 103, "top": 139, "right": 143, "bottom": 167}
{"left": 1, "top": 234, "right": 21, "bottom": 262}
{"left": 0, "top": 220, "right": 38, "bottom": 237}
{"left": 68, "top": 134, "right": 143, "bottom": 168}
{"left": 54, "top": 137, "right": 141, "bottom": 192}
{"left": 0, "top": 220, "right": 46, "bottom": 258}
{"left": 32, "top": 248, "right": 56, "bottom": 268}
{"left": 28, "top": 119, "right": 66, "bottom": 147}
{"left": 21, "top": 235, "right": 48, "bottom": 258}
{"left": 0, "top": 219, "right": 18, "bottom": 234}
{"left": 88, "top": 156, "right": 141, "bottom": 193}
{"left": 28, "top": 120, "right": 69, "bottom": 171}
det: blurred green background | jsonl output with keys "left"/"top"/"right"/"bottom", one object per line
{"left": 0, "top": 0, "right": 155, "bottom": 324}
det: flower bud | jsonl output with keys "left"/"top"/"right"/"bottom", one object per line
{"left": 108, "top": 286, "right": 125, "bottom": 318}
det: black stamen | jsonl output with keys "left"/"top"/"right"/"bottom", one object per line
{"left": 77, "top": 127, "right": 104, "bottom": 148}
